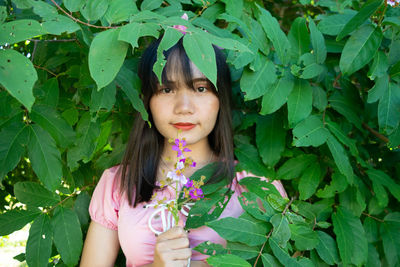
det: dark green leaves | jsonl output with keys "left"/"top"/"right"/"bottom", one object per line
{"left": 0, "top": 49, "right": 37, "bottom": 111}
{"left": 14, "top": 182, "right": 60, "bottom": 207}
{"left": 287, "top": 79, "right": 312, "bottom": 127}
{"left": 0, "top": 19, "right": 44, "bottom": 45}
{"left": 0, "top": 209, "right": 41, "bottom": 236}
{"left": 89, "top": 29, "right": 129, "bottom": 90}
{"left": 26, "top": 214, "right": 53, "bottom": 267}
{"left": 292, "top": 115, "right": 329, "bottom": 147}
{"left": 315, "top": 231, "right": 339, "bottom": 265}
{"left": 381, "top": 213, "right": 400, "bottom": 266}
{"left": 378, "top": 83, "right": 400, "bottom": 135}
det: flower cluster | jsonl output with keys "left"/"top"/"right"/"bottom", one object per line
{"left": 387, "top": 0, "right": 399, "bottom": 7}
{"left": 183, "top": 176, "right": 206, "bottom": 200}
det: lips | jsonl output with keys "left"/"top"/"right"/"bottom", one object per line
{"left": 173, "top": 123, "right": 196, "bottom": 130}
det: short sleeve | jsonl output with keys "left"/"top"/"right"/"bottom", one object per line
{"left": 234, "top": 170, "right": 288, "bottom": 198}
{"left": 89, "top": 166, "right": 121, "bottom": 230}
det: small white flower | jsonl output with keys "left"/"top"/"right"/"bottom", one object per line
{"left": 166, "top": 171, "right": 187, "bottom": 184}
{"left": 387, "top": 0, "right": 400, "bottom": 6}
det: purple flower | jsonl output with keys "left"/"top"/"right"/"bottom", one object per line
{"left": 189, "top": 188, "right": 204, "bottom": 200}
{"left": 172, "top": 13, "right": 189, "bottom": 34}
{"left": 172, "top": 139, "right": 191, "bottom": 157}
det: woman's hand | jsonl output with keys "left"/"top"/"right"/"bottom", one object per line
{"left": 152, "top": 226, "right": 191, "bottom": 267}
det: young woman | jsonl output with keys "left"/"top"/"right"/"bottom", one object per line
{"left": 80, "top": 37, "right": 286, "bottom": 267}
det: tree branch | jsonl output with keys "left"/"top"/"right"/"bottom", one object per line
{"left": 362, "top": 122, "right": 389, "bottom": 143}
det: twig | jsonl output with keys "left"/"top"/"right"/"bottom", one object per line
{"left": 333, "top": 72, "right": 342, "bottom": 89}
{"left": 362, "top": 212, "right": 384, "bottom": 223}
{"left": 46, "top": 184, "right": 93, "bottom": 214}
{"left": 31, "top": 40, "right": 38, "bottom": 62}
{"left": 34, "top": 64, "right": 57, "bottom": 77}
{"left": 28, "top": 38, "right": 78, "bottom": 42}
{"left": 282, "top": 196, "right": 295, "bottom": 216}
{"left": 49, "top": 0, "right": 117, "bottom": 29}
{"left": 362, "top": 122, "right": 389, "bottom": 143}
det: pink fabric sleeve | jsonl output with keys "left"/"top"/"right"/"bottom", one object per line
{"left": 234, "top": 170, "right": 288, "bottom": 198}
{"left": 89, "top": 166, "right": 121, "bottom": 230}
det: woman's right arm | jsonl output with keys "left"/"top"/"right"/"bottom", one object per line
{"left": 80, "top": 221, "right": 120, "bottom": 267}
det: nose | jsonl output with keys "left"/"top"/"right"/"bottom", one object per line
{"left": 173, "top": 89, "right": 194, "bottom": 115}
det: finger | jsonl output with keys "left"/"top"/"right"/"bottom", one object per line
{"left": 168, "top": 248, "right": 192, "bottom": 261}
{"left": 157, "top": 226, "right": 187, "bottom": 241}
{"left": 161, "top": 237, "right": 190, "bottom": 250}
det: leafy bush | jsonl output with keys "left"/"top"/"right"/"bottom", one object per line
{"left": 0, "top": 0, "right": 399, "bottom": 266}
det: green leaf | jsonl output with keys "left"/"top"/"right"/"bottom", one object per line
{"left": 240, "top": 191, "right": 272, "bottom": 221}
{"left": 372, "top": 180, "right": 388, "bottom": 207}
{"left": 388, "top": 126, "right": 400, "bottom": 149}
{"left": 270, "top": 213, "right": 291, "bottom": 247}
{"left": 329, "top": 92, "right": 362, "bottom": 130}
{"left": 257, "top": 5, "right": 291, "bottom": 65}
{"left": 90, "top": 82, "right": 116, "bottom": 113}
{"left": 326, "top": 134, "right": 354, "bottom": 185}
{"left": 289, "top": 224, "right": 319, "bottom": 250}
{"left": 367, "top": 169, "right": 400, "bottom": 202}
{"left": 325, "top": 119, "right": 358, "bottom": 157}
{"left": 292, "top": 115, "right": 329, "bottom": 147}
{"left": 390, "top": 61, "right": 400, "bottom": 78}
{"left": 31, "top": 105, "right": 76, "bottom": 148}
{"left": 315, "top": 231, "right": 340, "bottom": 265}
{"left": 73, "top": 192, "right": 91, "bottom": 226}
{"left": 183, "top": 31, "right": 217, "bottom": 87}
{"left": 141, "top": 0, "right": 163, "bottom": 10}
{"left": 269, "top": 238, "right": 303, "bottom": 267}
{"left": 240, "top": 60, "right": 277, "bottom": 101}
{"left": 287, "top": 79, "right": 312, "bottom": 127}
{"left": 153, "top": 27, "right": 183, "bottom": 83}
{"left": 312, "top": 86, "right": 327, "bottom": 112}
{"left": 0, "top": 6, "right": 7, "bottom": 24}
{"left": 239, "top": 177, "right": 281, "bottom": 199}
{"left": 118, "top": 22, "right": 160, "bottom": 49}
{"left": 367, "top": 50, "right": 388, "bottom": 80}
{"left": 339, "top": 25, "right": 383, "bottom": 76}
{"left": 332, "top": 206, "right": 368, "bottom": 266}
{"left": 0, "top": 208, "right": 41, "bottom": 236}
{"left": 317, "top": 12, "right": 355, "bottom": 36}
{"left": 115, "top": 65, "right": 148, "bottom": 122}
{"left": 267, "top": 194, "right": 289, "bottom": 212}
{"left": 366, "top": 243, "right": 381, "bottom": 267}
{"left": 104, "top": 0, "right": 138, "bottom": 24}
{"left": 42, "top": 15, "right": 80, "bottom": 35}
{"left": 309, "top": 19, "right": 327, "bottom": 64}
{"left": 288, "top": 17, "right": 310, "bottom": 62}
{"left": 316, "top": 171, "right": 348, "bottom": 198}
{"left": 378, "top": 82, "right": 400, "bottom": 135}
{"left": 0, "top": 49, "right": 37, "bottom": 111}
{"left": 277, "top": 154, "right": 316, "bottom": 180}
{"left": 0, "top": 19, "right": 45, "bottom": 45}
{"left": 256, "top": 113, "right": 286, "bottom": 167}
{"left": 89, "top": 28, "right": 129, "bottom": 90}
{"left": 51, "top": 207, "right": 83, "bottom": 267}
{"left": 227, "top": 242, "right": 259, "bottom": 260}
{"left": 261, "top": 253, "right": 281, "bottom": 267}
{"left": 80, "top": 0, "right": 109, "bottom": 22}
{"left": 364, "top": 217, "right": 379, "bottom": 243}
{"left": 207, "top": 254, "right": 251, "bottom": 267}
{"left": 14, "top": 182, "right": 60, "bottom": 207}
{"left": 63, "top": 0, "right": 85, "bottom": 12}
{"left": 35, "top": 77, "right": 59, "bottom": 107}
{"left": 194, "top": 241, "right": 228, "bottom": 256}
{"left": 367, "top": 74, "right": 389, "bottom": 103}
{"left": 26, "top": 214, "right": 52, "bottom": 267}
{"left": 337, "top": 0, "right": 383, "bottom": 41}
{"left": 206, "top": 217, "right": 268, "bottom": 246}
{"left": 0, "top": 123, "right": 29, "bottom": 180}
{"left": 298, "top": 163, "right": 322, "bottom": 200}
{"left": 381, "top": 213, "right": 400, "bottom": 266}
{"left": 28, "top": 124, "right": 62, "bottom": 191}
{"left": 260, "top": 69, "right": 294, "bottom": 115}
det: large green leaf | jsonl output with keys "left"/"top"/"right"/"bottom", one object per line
{"left": 0, "top": 123, "right": 29, "bottom": 180}
{"left": 288, "top": 17, "right": 310, "bottom": 62}
{"left": 289, "top": 224, "right": 319, "bottom": 250}
{"left": 257, "top": 5, "right": 291, "bottom": 65}
{"left": 317, "top": 12, "right": 355, "bottom": 36}
{"left": 261, "top": 253, "right": 281, "bottom": 267}
{"left": 367, "top": 50, "right": 388, "bottom": 80}
{"left": 141, "top": 0, "right": 163, "bottom": 10}
{"left": 89, "top": 28, "right": 129, "bottom": 90}
{"left": 26, "top": 214, "right": 53, "bottom": 267}
{"left": 270, "top": 213, "right": 290, "bottom": 247}
{"left": 207, "top": 217, "right": 268, "bottom": 246}
{"left": 0, "top": 49, "right": 37, "bottom": 111}
{"left": 30, "top": 105, "right": 75, "bottom": 148}
{"left": 240, "top": 60, "right": 277, "bottom": 101}
{"left": 315, "top": 231, "right": 340, "bottom": 265}
{"left": 388, "top": 126, "right": 400, "bottom": 149}
{"left": 298, "top": 163, "right": 321, "bottom": 200}
{"left": 337, "top": 0, "right": 383, "bottom": 41}
{"left": 325, "top": 119, "right": 358, "bottom": 157}
{"left": 0, "top": 19, "right": 45, "bottom": 45}
{"left": 256, "top": 113, "right": 286, "bottom": 167}
{"left": 14, "top": 182, "right": 60, "bottom": 207}
{"left": 287, "top": 79, "right": 312, "bottom": 127}
{"left": 90, "top": 82, "right": 116, "bottom": 114}
{"left": 339, "top": 25, "right": 383, "bottom": 76}
{"left": 51, "top": 207, "right": 83, "bottom": 267}
{"left": 63, "top": 0, "right": 85, "bottom": 12}
{"left": 194, "top": 241, "right": 228, "bottom": 256}
{"left": 226, "top": 242, "right": 259, "bottom": 260}
{"left": 332, "top": 206, "right": 368, "bottom": 266}
{"left": 207, "top": 254, "right": 251, "bottom": 267}
{"left": 367, "top": 169, "right": 400, "bottom": 202}
{"left": 316, "top": 171, "right": 348, "bottom": 198}
{"left": 380, "top": 213, "right": 400, "bottom": 266}
{"left": 80, "top": 0, "right": 109, "bottom": 22}
{"left": 28, "top": 124, "right": 62, "bottom": 191}
{"left": 269, "top": 238, "right": 309, "bottom": 267}
{"left": 292, "top": 115, "right": 329, "bottom": 147}
{"left": 277, "top": 154, "right": 316, "bottom": 180}
{"left": 378, "top": 82, "right": 400, "bottom": 135}
{"left": 326, "top": 134, "right": 354, "bottom": 185}
{"left": 118, "top": 22, "right": 160, "bottom": 49}
{"left": 183, "top": 31, "right": 217, "bottom": 87}
{"left": 309, "top": 19, "right": 327, "bottom": 64}
{"left": 329, "top": 91, "right": 362, "bottom": 130}
{"left": 367, "top": 74, "right": 389, "bottom": 103}
{"left": 0, "top": 208, "right": 41, "bottom": 236}
{"left": 104, "top": 0, "right": 138, "bottom": 24}
{"left": 260, "top": 69, "right": 294, "bottom": 115}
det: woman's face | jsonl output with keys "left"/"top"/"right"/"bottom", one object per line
{"left": 149, "top": 60, "right": 219, "bottom": 147}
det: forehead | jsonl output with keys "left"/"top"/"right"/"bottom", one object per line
{"left": 163, "top": 50, "right": 206, "bottom": 82}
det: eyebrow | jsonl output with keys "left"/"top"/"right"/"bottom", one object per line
{"left": 163, "top": 78, "right": 209, "bottom": 84}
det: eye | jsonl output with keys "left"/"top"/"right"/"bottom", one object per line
{"left": 160, "top": 87, "right": 172, "bottom": 94}
{"left": 196, "top": 86, "right": 208, "bottom": 93}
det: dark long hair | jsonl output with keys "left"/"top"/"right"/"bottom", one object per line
{"left": 119, "top": 37, "right": 234, "bottom": 207}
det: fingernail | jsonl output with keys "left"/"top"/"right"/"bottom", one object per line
{"left": 154, "top": 233, "right": 158, "bottom": 237}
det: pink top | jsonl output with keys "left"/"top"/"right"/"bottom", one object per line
{"left": 89, "top": 165, "right": 287, "bottom": 267}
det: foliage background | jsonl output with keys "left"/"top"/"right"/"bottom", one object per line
{"left": 0, "top": 0, "right": 400, "bottom": 266}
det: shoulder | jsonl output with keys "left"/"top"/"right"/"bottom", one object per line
{"left": 93, "top": 165, "right": 123, "bottom": 204}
